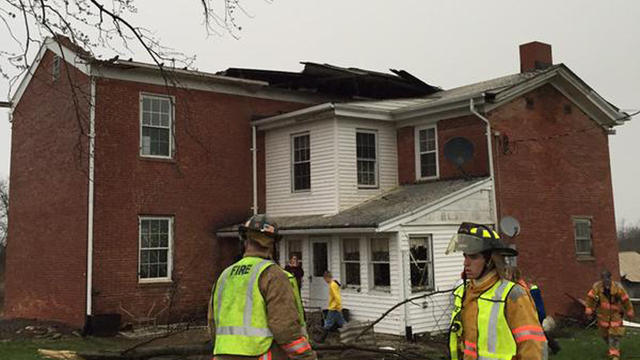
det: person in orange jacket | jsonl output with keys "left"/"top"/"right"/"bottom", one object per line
{"left": 585, "top": 269, "right": 635, "bottom": 360}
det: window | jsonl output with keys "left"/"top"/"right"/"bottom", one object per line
{"left": 288, "top": 239, "right": 303, "bottom": 266}
{"left": 370, "top": 238, "right": 390, "bottom": 290}
{"left": 574, "top": 218, "right": 592, "bottom": 256}
{"left": 356, "top": 131, "right": 377, "bottom": 187}
{"left": 342, "top": 238, "right": 361, "bottom": 287}
{"left": 292, "top": 133, "right": 310, "bottom": 191}
{"left": 52, "top": 55, "right": 60, "bottom": 82}
{"left": 139, "top": 217, "right": 173, "bottom": 281}
{"left": 312, "top": 242, "right": 328, "bottom": 277}
{"left": 416, "top": 126, "right": 438, "bottom": 179}
{"left": 141, "top": 95, "right": 173, "bottom": 158}
{"left": 409, "top": 236, "right": 434, "bottom": 292}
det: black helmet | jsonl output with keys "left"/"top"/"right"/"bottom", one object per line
{"left": 239, "top": 214, "right": 280, "bottom": 247}
{"left": 445, "top": 222, "right": 518, "bottom": 256}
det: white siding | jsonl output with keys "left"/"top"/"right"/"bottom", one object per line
{"left": 406, "top": 189, "right": 494, "bottom": 226}
{"left": 336, "top": 119, "right": 398, "bottom": 211}
{"left": 265, "top": 118, "right": 338, "bottom": 216}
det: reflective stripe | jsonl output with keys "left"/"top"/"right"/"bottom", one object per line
{"left": 215, "top": 269, "right": 231, "bottom": 325}
{"left": 587, "top": 289, "right": 595, "bottom": 298}
{"left": 259, "top": 350, "right": 272, "bottom": 360}
{"left": 608, "top": 348, "right": 620, "bottom": 356}
{"left": 486, "top": 280, "right": 510, "bottom": 353}
{"left": 286, "top": 341, "right": 311, "bottom": 355}
{"left": 465, "top": 340, "right": 477, "bottom": 349}
{"left": 514, "top": 334, "right": 547, "bottom": 343}
{"left": 599, "top": 320, "right": 622, "bottom": 328}
{"left": 478, "top": 356, "right": 504, "bottom": 360}
{"left": 464, "top": 340, "right": 478, "bottom": 358}
{"left": 621, "top": 294, "right": 629, "bottom": 301}
{"left": 217, "top": 326, "right": 273, "bottom": 337}
{"left": 601, "top": 302, "right": 619, "bottom": 310}
{"left": 244, "top": 259, "right": 273, "bottom": 328}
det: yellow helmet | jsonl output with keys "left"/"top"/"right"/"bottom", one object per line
{"left": 445, "top": 222, "right": 517, "bottom": 256}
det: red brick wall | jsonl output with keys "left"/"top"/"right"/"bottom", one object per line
{"left": 437, "top": 116, "right": 489, "bottom": 180}
{"left": 5, "top": 50, "right": 90, "bottom": 327}
{"left": 89, "top": 78, "right": 307, "bottom": 322}
{"left": 397, "top": 126, "right": 415, "bottom": 184}
{"left": 488, "top": 84, "right": 619, "bottom": 316}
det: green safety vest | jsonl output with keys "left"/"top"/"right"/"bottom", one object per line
{"left": 212, "top": 256, "right": 306, "bottom": 356}
{"left": 449, "top": 279, "right": 517, "bottom": 360}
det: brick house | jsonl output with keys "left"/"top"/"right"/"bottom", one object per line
{"left": 217, "top": 42, "right": 628, "bottom": 335}
{"left": 4, "top": 36, "right": 434, "bottom": 329}
{"left": 5, "top": 38, "right": 627, "bottom": 335}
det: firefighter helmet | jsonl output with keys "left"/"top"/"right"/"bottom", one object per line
{"left": 445, "top": 222, "right": 518, "bottom": 256}
{"left": 239, "top": 214, "right": 280, "bottom": 247}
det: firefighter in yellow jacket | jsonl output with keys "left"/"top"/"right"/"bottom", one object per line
{"left": 585, "top": 269, "right": 635, "bottom": 360}
{"left": 446, "top": 222, "right": 547, "bottom": 360}
{"left": 208, "top": 214, "right": 316, "bottom": 360}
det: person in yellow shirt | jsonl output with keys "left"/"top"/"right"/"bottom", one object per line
{"left": 317, "top": 271, "right": 345, "bottom": 343}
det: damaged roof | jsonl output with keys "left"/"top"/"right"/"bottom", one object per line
{"left": 219, "top": 62, "right": 441, "bottom": 100}
{"left": 217, "top": 177, "right": 488, "bottom": 236}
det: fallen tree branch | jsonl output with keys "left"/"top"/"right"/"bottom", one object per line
{"left": 354, "top": 287, "right": 455, "bottom": 341}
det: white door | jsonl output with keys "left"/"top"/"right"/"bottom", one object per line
{"left": 308, "top": 238, "right": 330, "bottom": 308}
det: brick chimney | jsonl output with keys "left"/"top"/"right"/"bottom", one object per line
{"left": 519, "top": 41, "right": 552, "bottom": 73}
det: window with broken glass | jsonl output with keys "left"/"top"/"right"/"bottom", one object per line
{"left": 410, "top": 235, "right": 434, "bottom": 292}
{"left": 141, "top": 95, "right": 173, "bottom": 158}
{"left": 342, "top": 238, "right": 361, "bottom": 287}
{"left": 370, "top": 238, "right": 390, "bottom": 291}
{"left": 139, "top": 217, "right": 172, "bottom": 281}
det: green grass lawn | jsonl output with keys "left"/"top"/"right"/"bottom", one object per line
{"left": 0, "top": 336, "right": 133, "bottom": 360}
{"left": 553, "top": 327, "right": 640, "bottom": 360}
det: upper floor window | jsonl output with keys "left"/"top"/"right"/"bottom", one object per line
{"left": 356, "top": 130, "right": 377, "bottom": 188}
{"left": 141, "top": 95, "right": 173, "bottom": 158}
{"left": 52, "top": 55, "right": 61, "bottom": 82}
{"left": 139, "top": 216, "right": 173, "bottom": 282}
{"left": 574, "top": 217, "right": 593, "bottom": 257}
{"left": 370, "top": 237, "right": 390, "bottom": 291}
{"left": 410, "top": 235, "right": 434, "bottom": 292}
{"left": 416, "top": 126, "right": 438, "bottom": 179}
{"left": 342, "top": 238, "right": 361, "bottom": 288}
{"left": 291, "top": 133, "right": 310, "bottom": 192}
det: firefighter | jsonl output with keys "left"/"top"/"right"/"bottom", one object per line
{"left": 208, "top": 214, "right": 316, "bottom": 360}
{"left": 585, "top": 269, "right": 635, "bottom": 360}
{"left": 446, "top": 222, "right": 547, "bottom": 360}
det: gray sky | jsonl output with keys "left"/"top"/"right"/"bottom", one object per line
{"left": 1, "top": 0, "right": 639, "bottom": 225}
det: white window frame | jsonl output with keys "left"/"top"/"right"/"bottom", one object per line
{"left": 356, "top": 129, "right": 378, "bottom": 189}
{"left": 287, "top": 239, "right": 303, "bottom": 267}
{"left": 409, "top": 235, "right": 435, "bottom": 293}
{"left": 573, "top": 217, "right": 593, "bottom": 257}
{"left": 415, "top": 124, "right": 439, "bottom": 180}
{"left": 139, "top": 93, "right": 175, "bottom": 159}
{"left": 138, "top": 216, "right": 173, "bottom": 283}
{"left": 341, "top": 237, "right": 361, "bottom": 289}
{"left": 369, "top": 237, "right": 391, "bottom": 292}
{"left": 291, "top": 132, "right": 311, "bottom": 192}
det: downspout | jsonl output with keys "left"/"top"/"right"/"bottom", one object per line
{"left": 251, "top": 125, "right": 258, "bottom": 215}
{"left": 86, "top": 76, "right": 96, "bottom": 323}
{"left": 469, "top": 97, "right": 499, "bottom": 230}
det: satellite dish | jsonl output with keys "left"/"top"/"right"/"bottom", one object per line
{"left": 500, "top": 216, "right": 521, "bottom": 238}
{"left": 444, "top": 137, "right": 474, "bottom": 166}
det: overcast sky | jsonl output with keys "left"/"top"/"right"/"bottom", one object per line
{"left": 0, "top": 0, "right": 639, "bottom": 225}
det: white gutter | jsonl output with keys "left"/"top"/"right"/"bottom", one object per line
{"left": 251, "top": 125, "right": 258, "bottom": 215}
{"left": 469, "top": 97, "right": 500, "bottom": 231}
{"left": 86, "top": 76, "right": 96, "bottom": 317}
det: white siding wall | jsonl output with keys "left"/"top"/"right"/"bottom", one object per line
{"left": 265, "top": 118, "right": 338, "bottom": 216}
{"left": 337, "top": 119, "right": 398, "bottom": 211}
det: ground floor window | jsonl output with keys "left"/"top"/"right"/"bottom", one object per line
{"left": 370, "top": 237, "right": 390, "bottom": 291}
{"left": 409, "top": 235, "right": 434, "bottom": 292}
{"left": 139, "top": 216, "right": 173, "bottom": 282}
{"left": 342, "top": 238, "right": 361, "bottom": 287}
{"left": 287, "top": 239, "right": 303, "bottom": 266}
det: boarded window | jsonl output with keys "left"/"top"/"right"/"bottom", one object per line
{"left": 574, "top": 218, "right": 592, "bottom": 256}
{"left": 342, "top": 238, "right": 361, "bottom": 287}
{"left": 356, "top": 131, "right": 377, "bottom": 187}
{"left": 141, "top": 95, "right": 172, "bottom": 157}
{"left": 139, "top": 217, "right": 172, "bottom": 281}
{"left": 292, "top": 133, "right": 311, "bottom": 191}
{"left": 410, "top": 236, "right": 434, "bottom": 292}
{"left": 370, "top": 238, "right": 390, "bottom": 290}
